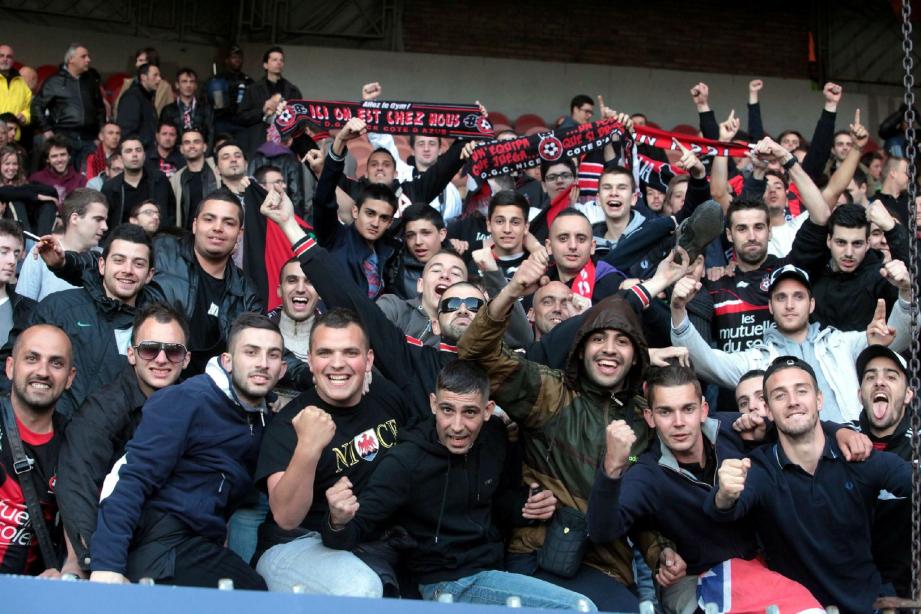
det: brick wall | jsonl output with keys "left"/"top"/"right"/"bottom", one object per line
{"left": 402, "top": 0, "right": 811, "bottom": 79}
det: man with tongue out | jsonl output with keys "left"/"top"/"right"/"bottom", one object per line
{"left": 853, "top": 345, "right": 915, "bottom": 598}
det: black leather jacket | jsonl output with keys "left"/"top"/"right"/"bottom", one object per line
{"left": 30, "top": 66, "right": 105, "bottom": 136}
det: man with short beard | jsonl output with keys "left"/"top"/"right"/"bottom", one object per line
{"left": 102, "top": 136, "right": 175, "bottom": 229}
{"left": 253, "top": 308, "right": 414, "bottom": 597}
{"left": 853, "top": 345, "right": 915, "bottom": 597}
{"left": 89, "top": 313, "right": 285, "bottom": 590}
{"left": 170, "top": 128, "right": 220, "bottom": 228}
{"left": 56, "top": 302, "right": 190, "bottom": 575}
{"left": 0, "top": 324, "right": 77, "bottom": 576}
{"left": 2, "top": 224, "right": 154, "bottom": 418}
{"left": 706, "top": 356, "right": 911, "bottom": 613}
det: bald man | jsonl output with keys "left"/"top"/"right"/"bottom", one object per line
{"left": 527, "top": 281, "right": 576, "bottom": 340}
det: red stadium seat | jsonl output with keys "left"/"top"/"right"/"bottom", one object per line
{"left": 514, "top": 113, "right": 548, "bottom": 134}
{"left": 35, "top": 64, "right": 58, "bottom": 90}
{"left": 488, "top": 112, "right": 510, "bottom": 127}
{"left": 670, "top": 123, "right": 700, "bottom": 137}
{"left": 104, "top": 73, "right": 130, "bottom": 106}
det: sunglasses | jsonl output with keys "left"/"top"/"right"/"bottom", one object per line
{"left": 438, "top": 296, "right": 485, "bottom": 314}
{"left": 134, "top": 341, "right": 188, "bottom": 364}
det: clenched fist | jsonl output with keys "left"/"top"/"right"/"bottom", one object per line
{"left": 603, "top": 420, "right": 637, "bottom": 479}
{"left": 292, "top": 405, "right": 336, "bottom": 453}
{"left": 326, "top": 476, "right": 359, "bottom": 529}
{"left": 715, "top": 457, "right": 751, "bottom": 509}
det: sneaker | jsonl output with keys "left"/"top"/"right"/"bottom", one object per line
{"left": 675, "top": 200, "right": 723, "bottom": 264}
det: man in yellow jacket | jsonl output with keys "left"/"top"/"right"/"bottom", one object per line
{"left": 0, "top": 45, "right": 31, "bottom": 141}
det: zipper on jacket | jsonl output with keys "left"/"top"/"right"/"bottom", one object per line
{"left": 218, "top": 472, "right": 226, "bottom": 493}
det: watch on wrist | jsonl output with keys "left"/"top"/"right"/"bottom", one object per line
{"left": 782, "top": 156, "right": 797, "bottom": 171}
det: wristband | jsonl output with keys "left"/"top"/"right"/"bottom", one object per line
{"left": 782, "top": 156, "right": 797, "bottom": 171}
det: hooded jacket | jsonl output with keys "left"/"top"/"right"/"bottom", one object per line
{"left": 322, "top": 417, "right": 526, "bottom": 585}
{"left": 458, "top": 295, "right": 670, "bottom": 584}
{"left": 57, "top": 364, "right": 148, "bottom": 570}
{"left": 91, "top": 358, "right": 268, "bottom": 574}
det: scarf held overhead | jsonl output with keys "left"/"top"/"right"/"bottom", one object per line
{"left": 275, "top": 99, "right": 494, "bottom": 139}
{"left": 633, "top": 124, "right": 751, "bottom": 158}
{"left": 468, "top": 117, "right": 629, "bottom": 181}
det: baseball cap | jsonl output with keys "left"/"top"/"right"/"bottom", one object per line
{"left": 228, "top": 44, "right": 243, "bottom": 56}
{"left": 768, "top": 264, "right": 811, "bottom": 294}
{"left": 763, "top": 355, "right": 818, "bottom": 387}
{"left": 856, "top": 344, "right": 909, "bottom": 378}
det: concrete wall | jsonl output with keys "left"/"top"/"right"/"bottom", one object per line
{"left": 3, "top": 23, "right": 906, "bottom": 140}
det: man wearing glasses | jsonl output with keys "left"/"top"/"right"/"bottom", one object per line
{"left": 56, "top": 302, "right": 190, "bottom": 576}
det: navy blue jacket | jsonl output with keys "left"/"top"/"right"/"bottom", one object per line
{"left": 703, "top": 435, "right": 911, "bottom": 614}
{"left": 90, "top": 360, "right": 268, "bottom": 574}
{"left": 587, "top": 413, "right": 758, "bottom": 575}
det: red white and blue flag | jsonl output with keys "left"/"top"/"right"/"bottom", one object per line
{"left": 697, "top": 558, "right": 824, "bottom": 613}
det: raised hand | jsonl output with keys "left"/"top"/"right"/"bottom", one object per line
{"left": 719, "top": 109, "right": 740, "bottom": 142}
{"left": 823, "top": 82, "right": 843, "bottom": 111}
{"left": 715, "top": 457, "right": 751, "bottom": 509}
{"left": 603, "top": 419, "right": 637, "bottom": 479}
{"left": 361, "top": 82, "right": 382, "bottom": 101}
{"left": 292, "top": 405, "right": 337, "bottom": 453}
{"left": 849, "top": 109, "right": 869, "bottom": 149}
{"left": 672, "top": 138, "right": 706, "bottom": 179}
{"left": 690, "top": 82, "right": 710, "bottom": 112}
{"left": 866, "top": 199, "right": 896, "bottom": 232}
{"left": 259, "top": 183, "right": 294, "bottom": 226}
{"left": 880, "top": 259, "right": 911, "bottom": 293}
{"left": 748, "top": 79, "right": 764, "bottom": 105}
{"left": 507, "top": 250, "right": 549, "bottom": 299}
{"left": 866, "top": 298, "right": 895, "bottom": 347}
{"left": 670, "top": 276, "right": 701, "bottom": 312}
{"left": 326, "top": 476, "right": 359, "bottom": 529}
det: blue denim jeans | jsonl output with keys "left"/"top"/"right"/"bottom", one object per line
{"left": 255, "top": 531, "right": 383, "bottom": 597}
{"left": 226, "top": 494, "right": 269, "bottom": 565}
{"left": 419, "top": 570, "right": 597, "bottom": 610}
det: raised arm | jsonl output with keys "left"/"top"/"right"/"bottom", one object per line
{"left": 691, "top": 82, "right": 719, "bottom": 140}
{"left": 801, "top": 82, "right": 841, "bottom": 181}
{"left": 710, "top": 110, "right": 741, "bottom": 213}
{"left": 755, "top": 137, "right": 831, "bottom": 225}
{"left": 822, "top": 109, "right": 867, "bottom": 207}
{"left": 313, "top": 117, "right": 368, "bottom": 245}
{"left": 747, "top": 80, "right": 765, "bottom": 141}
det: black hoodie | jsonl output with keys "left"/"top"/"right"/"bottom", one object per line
{"left": 321, "top": 417, "right": 528, "bottom": 585}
